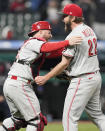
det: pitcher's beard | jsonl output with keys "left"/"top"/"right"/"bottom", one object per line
{"left": 65, "top": 22, "right": 72, "bottom": 33}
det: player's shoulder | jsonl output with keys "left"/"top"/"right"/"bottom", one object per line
{"left": 74, "top": 23, "right": 92, "bottom": 32}
{"left": 73, "top": 24, "right": 95, "bottom": 37}
{"left": 66, "top": 24, "right": 91, "bottom": 39}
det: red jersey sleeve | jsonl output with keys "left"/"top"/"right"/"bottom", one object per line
{"left": 40, "top": 40, "right": 69, "bottom": 53}
{"left": 46, "top": 48, "right": 64, "bottom": 58}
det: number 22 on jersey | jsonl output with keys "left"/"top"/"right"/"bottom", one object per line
{"left": 88, "top": 38, "right": 97, "bottom": 57}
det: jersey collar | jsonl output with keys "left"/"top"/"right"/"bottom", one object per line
{"left": 72, "top": 23, "right": 84, "bottom": 31}
{"left": 31, "top": 37, "right": 47, "bottom": 42}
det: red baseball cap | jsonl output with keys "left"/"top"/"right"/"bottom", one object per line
{"left": 61, "top": 4, "right": 83, "bottom": 17}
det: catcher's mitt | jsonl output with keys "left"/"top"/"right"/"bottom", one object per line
{"left": 56, "top": 70, "right": 71, "bottom": 81}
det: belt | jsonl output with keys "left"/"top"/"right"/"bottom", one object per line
{"left": 9, "top": 75, "right": 31, "bottom": 84}
{"left": 15, "top": 59, "right": 30, "bottom": 66}
{"left": 71, "top": 71, "right": 98, "bottom": 78}
{"left": 86, "top": 72, "right": 95, "bottom": 75}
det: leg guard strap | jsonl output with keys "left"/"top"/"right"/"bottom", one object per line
{"left": 11, "top": 117, "right": 27, "bottom": 129}
{"left": 28, "top": 123, "right": 38, "bottom": 127}
{"left": 27, "top": 116, "right": 39, "bottom": 128}
{"left": 2, "top": 124, "right": 15, "bottom": 131}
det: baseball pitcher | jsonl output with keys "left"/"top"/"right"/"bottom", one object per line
{"left": 35, "top": 4, "right": 105, "bottom": 131}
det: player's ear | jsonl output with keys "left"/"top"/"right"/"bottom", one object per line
{"left": 39, "top": 30, "right": 43, "bottom": 34}
{"left": 71, "top": 16, "right": 76, "bottom": 22}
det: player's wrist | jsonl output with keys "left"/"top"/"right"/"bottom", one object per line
{"left": 45, "top": 73, "right": 52, "bottom": 81}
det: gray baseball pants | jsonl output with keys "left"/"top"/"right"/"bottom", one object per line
{"left": 62, "top": 71, "right": 105, "bottom": 131}
{"left": 1, "top": 77, "right": 40, "bottom": 131}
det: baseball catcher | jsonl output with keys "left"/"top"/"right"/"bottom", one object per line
{"left": 0, "top": 20, "right": 82, "bottom": 131}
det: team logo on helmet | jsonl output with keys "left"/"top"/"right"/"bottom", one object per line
{"left": 37, "top": 25, "right": 40, "bottom": 29}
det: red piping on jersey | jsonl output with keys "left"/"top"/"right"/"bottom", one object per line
{"left": 67, "top": 78, "right": 81, "bottom": 131}
{"left": 22, "top": 84, "right": 37, "bottom": 116}
{"left": 40, "top": 40, "right": 69, "bottom": 53}
{"left": 23, "top": 37, "right": 46, "bottom": 46}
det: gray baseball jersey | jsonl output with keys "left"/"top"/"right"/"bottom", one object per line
{"left": 62, "top": 24, "right": 105, "bottom": 131}
{"left": 63, "top": 23, "right": 100, "bottom": 76}
{"left": 8, "top": 38, "right": 45, "bottom": 80}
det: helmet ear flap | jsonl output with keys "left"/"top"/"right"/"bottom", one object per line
{"left": 28, "top": 31, "right": 38, "bottom": 37}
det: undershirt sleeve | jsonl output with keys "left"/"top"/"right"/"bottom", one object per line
{"left": 40, "top": 40, "right": 69, "bottom": 53}
{"left": 46, "top": 48, "right": 64, "bottom": 58}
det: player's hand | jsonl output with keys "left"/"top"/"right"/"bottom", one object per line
{"left": 68, "top": 36, "right": 83, "bottom": 45}
{"left": 35, "top": 76, "right": 48, "bottom": 86}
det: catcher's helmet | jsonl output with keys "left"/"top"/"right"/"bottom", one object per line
{"left": 61, "top": 4, "right": 83, "bottom": 17}
{"left": 28, "top": 21, "right": 52, "bottom": 37}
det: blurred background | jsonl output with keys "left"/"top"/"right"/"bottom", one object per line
{"left": 0, "top": 0, "right": 105, "bottom": 122}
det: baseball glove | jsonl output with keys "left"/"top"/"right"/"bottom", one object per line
{"left": 56, "top": 70, "right": 70, "bottom": 81}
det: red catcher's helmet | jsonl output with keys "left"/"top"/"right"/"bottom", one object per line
{"left": 62, "top": 4, "right": 83, "bottom": 17}
{"left": 28, "top": 21, "right": 52, "bottom": 37}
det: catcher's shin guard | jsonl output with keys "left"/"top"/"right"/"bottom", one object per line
{"left": 27, "top": 113, "right": 47, "bottom": 131}
{"left": 0, "top": 117, "right": 15, "bottom": 131}
{"left": 1, "top": 117, "right": 28, "bottom": 131}
{"left": 1, "top": 125, "right": 15, "bottom": 131}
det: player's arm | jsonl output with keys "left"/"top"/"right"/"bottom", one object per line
{"left": 45, "top": 48, "right": 64, "bottom": 58}
{"left": 35, "top": 55, "right": 72, "bottom": 86}
{"left": 40, "top": 36, "right": 82, "bottom": 53}
{"left": 40, "top": 40, "right": 68, "bottom": 53}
